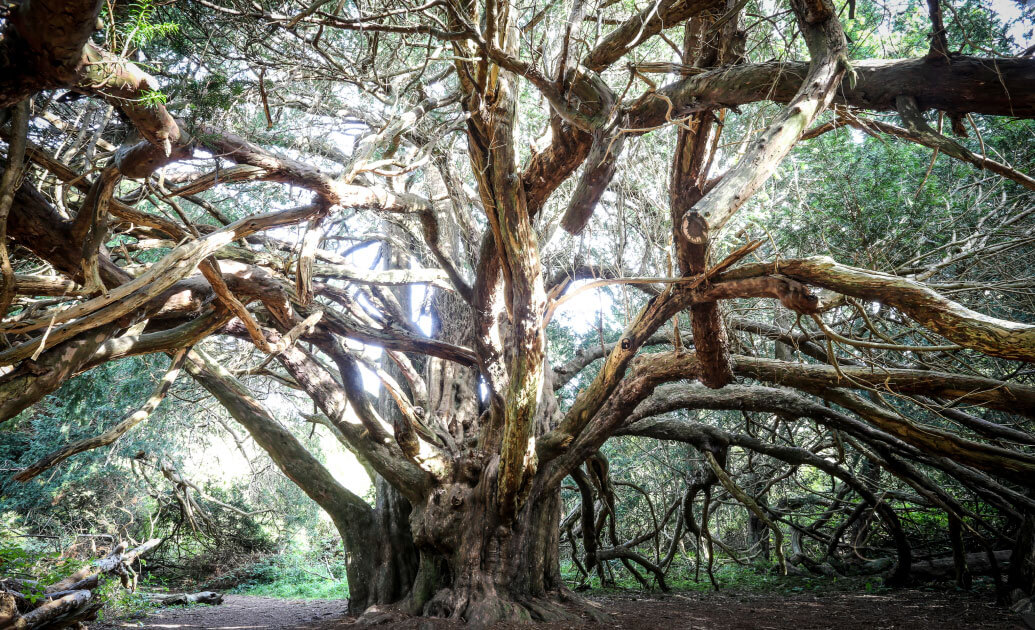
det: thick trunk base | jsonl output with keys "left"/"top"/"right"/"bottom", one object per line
{"left": 356, "top": 586, "right": 607, "bottom": 628}
{"left": 355, "top": 474, "right": 610, "bottom": 628}
{"left": 423, "top": 586, "right": 585, "bottom": 626}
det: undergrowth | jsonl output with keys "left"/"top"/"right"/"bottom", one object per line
{"left": 224, "top": 547, "right": 349, "bottom": 599}
{"left": 562, "top": 559, "right": 901, "bottom": 596}
{"left": 0, "top": 528, "right": 161, "bottom": 621}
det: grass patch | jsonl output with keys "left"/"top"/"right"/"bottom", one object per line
{"left": 226, "top": 550, "right": 349, "bottom": 600}
{"left": 233, "top": 576, "right": 348, "bottom": 599}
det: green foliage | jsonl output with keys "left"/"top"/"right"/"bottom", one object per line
{"left": 0, "top": 527, "right": 83, "bottom": 604}
{"left": 1, "top": 357, "right": 164, "bottom": 529}
{"left": 564, "top": 558, "right": 901, "bottom": 596}
{"left": 181, "top": 72, "right": 250, "bottom": 124}
{"left": 95, "top": 580, "right": 160, "bottom": 622}
{"left": 137, "top": 89, "right": 169, "bottom": 108}
{"left": 1, "top": 354, "right": 316, "bottom": 595}
{"left": 124, "top": 0, "right": 181, "bottom": 47}
{"left": 226, "top": 545, "right": 350, "bottom": 600}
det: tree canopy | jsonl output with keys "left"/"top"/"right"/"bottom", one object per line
{"left": 1, "top": 0, "right": 1034, "bottom": 626}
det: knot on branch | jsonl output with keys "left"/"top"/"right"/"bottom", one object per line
{"left": 561, "top": 66, "right": 617, "bottom": 125}
{"left": 773, "top": 276, "right": 820, "bottom": 314}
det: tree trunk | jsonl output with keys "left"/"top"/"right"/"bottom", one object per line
{"left": 335, "top": 478, "right": 421, "bottom": 614}
{"left": 347, "top": 464, "right": 587, "bottom": 628}
{"left": 408, "top": 477, "right": 583, "bottom": 627}
{"left": 359, "top": 236, "right": 423, "bottom": 611}
{"left": 185, "top": 349, "right": 390, "bottom": 613}
{"left": 349, "top": 224, "right": 581, "bottom": 624}
{"left": 1010, "top": 510, "right": 1035, "bottom": 596}
{"left": 311, "top": 478, "right": 422, "bottom": 616}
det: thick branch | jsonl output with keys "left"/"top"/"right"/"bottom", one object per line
{"left": 732, "top": 355, "right": 1035, "bottom": 419}
{"left": 185, "top": 348, "right": 373, "bottom": 526}
{"left": 684, "top": 0, "right": 846, "bottom": 233}
{"left": 0, "top": 0, "right": 102, "bottom": 107}
{"left": 723, "top": 257, "right": 1035, "bottom": 363}
{"left": 13, "top": 348, "right": 188, "bottom": 481}
{"left": 894, "top": 95, "right": 1035, "bottom": 190}
{"left": 632, "top": 56, "right": 1035, "bottom": 130}
{"left": 584, "top": 0, "right": 725, "bottom": 71}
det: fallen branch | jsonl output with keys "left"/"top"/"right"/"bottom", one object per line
{"left": 1, "top": 539, "right": 160, "bottom": 630}
{"left": 145, "top": 591, "right": 224, "bottom": 606}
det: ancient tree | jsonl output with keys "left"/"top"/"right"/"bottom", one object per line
{"left": 2, "top": 0, "right": 1034, "bottom": 625}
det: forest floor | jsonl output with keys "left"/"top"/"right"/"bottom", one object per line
{"left": 92, "top": 587, "right": 1029, "bottom": 629}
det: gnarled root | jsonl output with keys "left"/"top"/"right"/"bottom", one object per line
{"left": 356, "top": 585, "right": 608, "bottom": 628}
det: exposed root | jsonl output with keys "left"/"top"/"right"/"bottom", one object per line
{"left": 557, "top": 587, "right": 612, "bottom": 623}
{"left": 354, "top": 604, "right": 412, "bottom": 626}
{"left": 358, "top": 586, "right": 608, "bottom": 628}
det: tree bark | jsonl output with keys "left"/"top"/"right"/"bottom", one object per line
{"left": 410, "top": 477, "right": 583, "bottom": 626}
{"left": 183, "top": 349, "right": 388, "bottom": 611}
{"left": 1010, "top": 510, "right": 1035, "bottom": 596}
{"left": 669, "top": 0, "right": 742, "bottom": 389}
{"left": 631, "top": 56, "right": 1035, "bottom": 129}
{"left": 0, "top": 0, "right": 103, "bottom": 107}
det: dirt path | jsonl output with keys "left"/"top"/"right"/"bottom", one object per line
{"left": 95, "top": 589, "right": 1026, "bottom": 629}
{"left": 96, "top": 594, "right": 349, "bottom": 629}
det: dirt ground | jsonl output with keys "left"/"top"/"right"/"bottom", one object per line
{"left": 93, "top": 588, "right": 1028, "bottom": 629}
